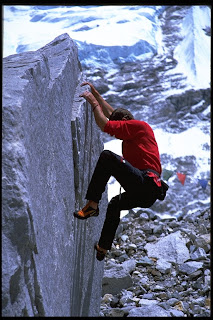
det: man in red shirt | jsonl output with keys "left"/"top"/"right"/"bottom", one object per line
{"left": 74, "top": 82, "right": 167, "bottom": 261}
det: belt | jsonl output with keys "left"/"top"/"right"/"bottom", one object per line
{"left": 142, "top": 168, "right": 161, "bottom": 178}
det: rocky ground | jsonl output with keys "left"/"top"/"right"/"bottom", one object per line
{"left": 99, "top": 207, "right": 211, "bottom": 317}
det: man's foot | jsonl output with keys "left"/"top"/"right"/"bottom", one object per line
{"left": 73, "top": 202, "right": 99, "bottom": 220}
{"left": 95, "top": 244, "right": 107, "bottom": 261}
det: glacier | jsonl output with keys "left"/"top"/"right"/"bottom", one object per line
{"left": 3, "top": 5, "right": 210, "bottom": 87}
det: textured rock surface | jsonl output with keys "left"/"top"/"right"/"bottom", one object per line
{"left": 100, "top": 208, "right": 210, "bottom": 317}
{"left": 102, "top": 264, "right": 133, "bottom": 296}
{"left": 2, "top": 33, "right": 107, "bottom": 317}
{"left": 127, "top": 305, "right": 172, "bottom": 317}
{"left": 144, "top": 230, "right": 190, "bottom": 264}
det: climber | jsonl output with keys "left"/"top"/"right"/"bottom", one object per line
{"left": 73, "top": 81, "right": 168, "bottom": 261}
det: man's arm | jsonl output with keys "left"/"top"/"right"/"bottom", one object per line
{"left": 81, "top": 82, "right": 114, "bottom": 118}
{"left": 80, "top": 91, "right": 108, "bottom": 132}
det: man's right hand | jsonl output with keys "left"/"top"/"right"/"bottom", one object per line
{"left": 81, "top": 82, "right": 99, "bottom": 98}
{"left": 81, "top": 81, "right": 114, "bottom": 118}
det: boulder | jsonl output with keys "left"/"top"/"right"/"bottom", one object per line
{"left": 128, "top": 305, "right": 172, "bottom": 317}
{"left": 102, "top": 265, "right": 133, "bottom": 295}
{"left": 119, "top": 290, "right": 134, "bottom": 306}
{"left": 138, "top": 299, "right": 159, "bottom": 306}
{"left": 178, "top": 261, "right": 203, "bottom": 275}
{"left": 2, "top": 34, "right": 107, "bottom": 317}
{"left": 122, "top": 259, "right": 136, "bottom": 274}
{"left": 144, "top": 231, "right": 190, "bottom": 264}
{"left": 190, "top": 247, "right": 207, "bottom": 260}
{"left": 156, "top": 259, "right": 172, "bottom": 274}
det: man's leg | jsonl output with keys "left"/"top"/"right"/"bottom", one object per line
{"left": 98, "top": 190, "right": 156, "bottom": 250}
{"left": 74, "top": 150, "right": 114, "bottom": 219}
{"left": 86, "top": 149, "right": 144, "bottom": 203}
{"left": 98, "top": 195, "right": 121, "bottom": 250}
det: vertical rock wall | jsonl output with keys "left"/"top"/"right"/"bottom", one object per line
{"left": 2, "top": 33, "right": 107, "bottom": 317}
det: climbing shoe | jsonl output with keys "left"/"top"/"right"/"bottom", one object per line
{"left": 95, "top": 243, "right": 107, "bottom": 261}
{"left": 73, "top": 203, "right": 99, "bottom": 220}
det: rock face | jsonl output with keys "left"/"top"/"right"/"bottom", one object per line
{"left": 2, "top": 33, "right": 107, "bottom": 317}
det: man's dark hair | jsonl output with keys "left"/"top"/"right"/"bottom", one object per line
{"left": 109, "top": 108, "right": 134, "bottom": 121}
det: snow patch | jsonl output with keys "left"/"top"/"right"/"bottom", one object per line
{"left": 172, "top": 6, "right": 210, "bottom": 89}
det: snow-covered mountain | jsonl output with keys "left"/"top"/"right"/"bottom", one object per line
{"left": 3, "top": 5, "right": 210, "bottom": 88}
{"left": 3, "top": 5, "right": 210, "bottom": 219}
{"left": 3, "top": 5, "right": 164, "bottom": 55}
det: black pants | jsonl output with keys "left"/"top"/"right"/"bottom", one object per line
{"left": 86, "top": 150, "right": 158, "bottom": 250}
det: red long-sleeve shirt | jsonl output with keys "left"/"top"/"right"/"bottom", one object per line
{"left": 104, "top": 119, "right": 162, "bottom": 175}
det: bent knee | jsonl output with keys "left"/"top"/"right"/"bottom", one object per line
{"left": 100, "top": 149, "right": 114, "bottom": 159}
